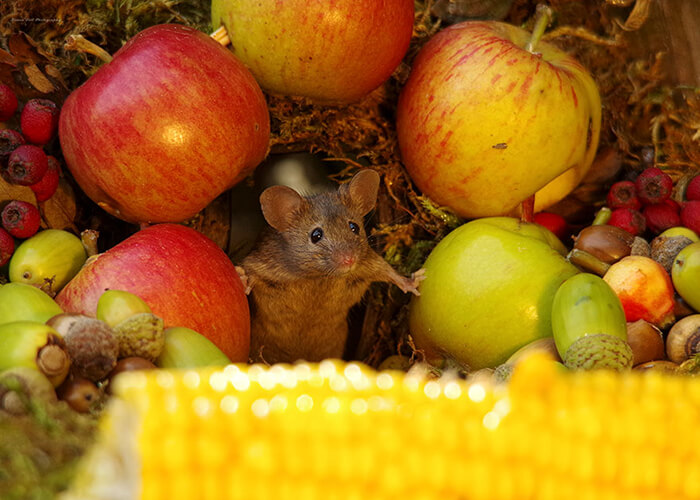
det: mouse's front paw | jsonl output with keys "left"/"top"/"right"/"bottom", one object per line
{"left": 235, "top": 265, "right": 252, "bottom": 295}
{"left": 397, "top": 268, "right": 426, "bottom": 296}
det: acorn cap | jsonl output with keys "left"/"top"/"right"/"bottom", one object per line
{"left": 113, "top": 313, "right": 165, "bottom": 362}
{"left": 563, "top": 334, "right": 633, "bottom": 371}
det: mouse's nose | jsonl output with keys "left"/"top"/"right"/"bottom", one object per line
{"left": 335, "top": 252, "right": 356, "bottom": 271}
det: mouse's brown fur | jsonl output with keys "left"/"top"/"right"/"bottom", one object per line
{"left": 239, "top": 169, "right": 424, "bottom": 364}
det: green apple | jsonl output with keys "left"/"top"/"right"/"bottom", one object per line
{"left": 0, "top": 282, "right": 63, "bottom": 325}
{"left": 409, "top": 217, "right": 579, "bottom": 370}
{"left": 672, "top": 241, "right": 700, "bottom": 312}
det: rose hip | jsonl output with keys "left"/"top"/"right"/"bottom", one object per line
{"left": 681, "top": 200, "right": 700, "bottom": 235}
{"left": 0, "top": 129, "right": 25, "bottom": 163}
{"left": 20, "top": 98, "right": 59, "bottom": 145}
{"left": 4, "top": 144, "right": 48, "bottom": 185}
{"left": 1, "top": 200, "right": 41, "bottom": 239}
{"left": 643, "top": 203, "right": 681, "bottom": 235}
{"left": 608, "top": 208, "right": 646, "bottom": 237}
{"left": 29, "top": 155, "right": 61, "bottom": 202}
{"left": 0, "top": 227, "right": 14, "bottom": 266}
{"left": 606, "top": 180, "right": 641, "bottom": 210}
{"left": 635, "top": 167, "right": 673, "bottom": 205}
{"left": 686, "top": 175, "right": 700, "bottom": 202}
{"left": 0, "top": 84, "right": 18, "bottom": 122}
{"left": 533, "top": 212, "right": 568, "bottom": 240}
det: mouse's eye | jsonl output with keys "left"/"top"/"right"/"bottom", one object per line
{"left": 310, "top": 227, "right": 324, "bottom": 244}
{"left": 349, "top": 221, "right": 360, "bottom": 235}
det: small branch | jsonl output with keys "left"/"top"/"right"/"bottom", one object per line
{"left": 64, "top": 35, "right": 113, "bottom": 64}
{"left": 520, "top": 195, "right": 535, "bottom": 223}
{"left": 525, "top": 4, "right": 554, "bottom": 54}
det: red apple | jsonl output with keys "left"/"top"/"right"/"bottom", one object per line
{"left": 59, "top": 24, "right": 270, "bottom": 224}
{"left": 55, "top": 224, "right": 250, "bottom": 362}
{"left": 211, "top": 0, "right": 414, "bottom": 103}
{"left": 396, "top": 21, "right": 601, "bottom": 218}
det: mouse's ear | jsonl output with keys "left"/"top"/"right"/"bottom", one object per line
{"left": 260, "top": 185, "right": 306, "bottom": 232}
{"left": 341, "top": 169, "right": 380, "bottom": 216}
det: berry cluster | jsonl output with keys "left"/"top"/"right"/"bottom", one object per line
{"left": 606, "top": 167, "right": 700, "bottom": 237}
{"left": 0, "top": 84, "right": 62, "bottom": 266}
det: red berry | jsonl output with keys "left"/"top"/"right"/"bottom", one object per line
{"left": 29, "top": 156, "right": 61, "bottom": 202}
{"left": 635, "top": 167, "right": 674, "bottom": 205}
{"left": 0, "top": 84, "right": 18, "bottom": 122}
{"left": 643, "top": 203, "right": 681, "bottom": 234}
{"left": 681, "top": 200, "right": 700, "bottom": 235}
{"left": 608, "top": 208, "right": 646, "bottom": 236}
{"left": 662, "top": 197, "right": 681, "bottom": 213}
{"left": 686, "top": 175, "right": 700, "bottom": 201}
{"left": 606, "top": 180, "right": 641, "bottom": 210}
{"left": 0, "top": 227, "right": 14, "bottom": 266}
{"left": 533, "top": 211, "right": 568, "bottom": 240}
{"left": 0, "top": 129, "right": 25, "bottom": 163}
{"left": 20, "top": 98, "right": 59, "bottom": 145}
{"left": 4, "top": 144, "right": 48, "bottom": 185}
{"left": 1, "top": 200, "right": 41, "bottom": 239}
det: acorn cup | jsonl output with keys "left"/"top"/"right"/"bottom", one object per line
{"left": 0, "top": 321, "right": 71, "bottom": 386}
{"left": 9, "top": 229, "right": 87, "bottom": 296}
{"left": 551, "top": 273, "right": 632, "bottom": 371}
{"left": 0, "top": 282, "right": 63, "bottom": 325}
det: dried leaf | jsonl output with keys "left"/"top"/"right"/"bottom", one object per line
{"left": 0, "top": 176, "right": 36, "bottom": 205}
{"left": 8, "top": 32, "right": 49, "bottom": 65}
{"left": 39, "top": 178, "right": 77, "bottom": 231}
{"left": 0, "top": 49, "right": 16, "bottom": 66}
{"left": 44, "top": 64, "right": 67, "bottom": 88}
{"left": 621, "top": 0, "right": 652, "bottom": 31}
{"left": 23, "top": 64, "right": 57, "bottom": 94}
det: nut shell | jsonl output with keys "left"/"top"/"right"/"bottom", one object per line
{"left": 573, "top": 225, "right": 634, "bottom": 264}
{"left": 665, "top": 314, "right": 700, "bottom": 364}
{"left": 625, "top": 320, "right": 665, "bottom": 366}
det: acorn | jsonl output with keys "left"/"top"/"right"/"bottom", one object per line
{"left": 106, "top": 356, "right": 157, "bottom": 395}
{"left": 57, "top": 375, "right": 101, "bottom": 413}
{"left": 572, "top": 224, "right": 634, "bottom": 264}
{"left": 625, "top": 320, "right": 665, "bottom": 366}
{"left": 9, "top": 229, "right": 88, "bottom": 296}
{"left": 0, "top": 366, "right": 57, "bottom": 416}
{"left": 96, "top": 289, "right": 152, "bottom": 328}
{"left": 156, "top": 326, "right": 231, "bottom": 369}
{"left": 665, "top": 314, "right": 700, "bottom": 364}
{"left": 0, "top": 282, "right": 63, "bottom": 325}
{"left": 650, "top": 235, "right": 694, "bottom": 274}
{"left": 0, "top": 321, "right": 71, "bottom": 386}
{"left": 47, "top": 313, "right": 118, "bottom": 382}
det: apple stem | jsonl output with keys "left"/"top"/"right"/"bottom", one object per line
{"left": 63, "top": 35, "right": 113, "bottom": 64}
{"left": 520, "top": 194, "right": 536, "bottom": 223}
{"left": 525, "top": 4, "right": 554, "bottom": 54}
{"left": 210, "top": 26, "right": 231, "bottom": 47}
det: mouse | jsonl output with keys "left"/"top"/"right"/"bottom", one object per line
{"left": 237, "top": 169, "right": 425, "bottom": 364}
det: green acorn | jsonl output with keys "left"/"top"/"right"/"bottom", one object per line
{"left": 0, "top": 321, "right": 71, "bottom": 386}
{"left": 9, "top": 229, "right": 87, "bottom": 295}
{"left": 551, "top": 273, "right": 631, "bottom": 371}
{"left": 96, "top": 289, "right": 152, "bottom": 328}
{"left": 0, "top": 282, "right": 63, "bottom": 325}
{"left": 156, "top": 326, "right": 231, "bottom": 369}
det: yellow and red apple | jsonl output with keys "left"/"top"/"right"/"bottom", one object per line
{"left": 397, "top": 21, "right": 602, "bottom": 218}
{"left": 211, "top": 0, "right": 414, "bottom": 103}
{"left": 59, "top": 24, "right": 270, "bottom": 224}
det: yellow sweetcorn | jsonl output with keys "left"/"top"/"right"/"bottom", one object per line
{"left": 62, "top": 356, "right": 700, "bottom": 500}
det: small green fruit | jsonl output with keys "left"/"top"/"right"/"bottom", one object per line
{"left": 96, "top": 290, "right": 152, "bottom": 328}
{"left": 0, "top": 282, "right": 63, "bottom": 324}
{"left": 156, "top": 326, "right": 231, "bottom": 369}
{"left": 9, "top": 229, "right": 87, "bottom": 294}
{"left": 0, "top": 366, "right": 57, "bottom": 415}
{"left": 672, "top": 242, "right": 700, "bottom": 312}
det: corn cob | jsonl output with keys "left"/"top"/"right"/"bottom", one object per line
{"left": 63, "top": 356, "right": 700, "bottom": 500}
